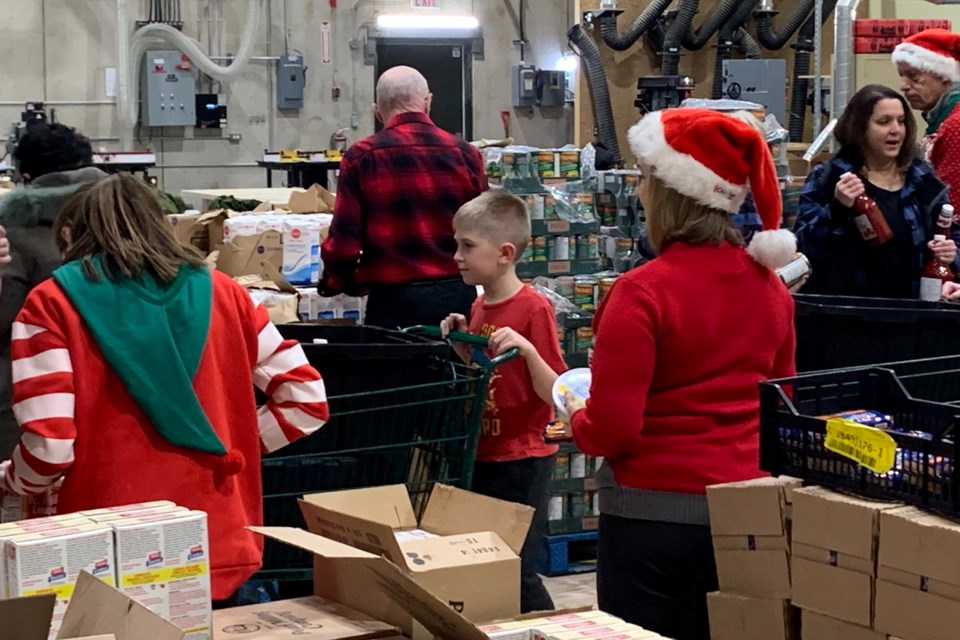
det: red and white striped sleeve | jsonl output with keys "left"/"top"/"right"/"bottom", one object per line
{"left": 1, "top": 297, "right": 76, "bottom": 495}
{"left": 251, "top": 304, "right": 329, "bottom": 453}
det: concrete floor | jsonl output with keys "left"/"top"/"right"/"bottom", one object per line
{"left": 543, "top": 572, "right": 598, "bottom": 610}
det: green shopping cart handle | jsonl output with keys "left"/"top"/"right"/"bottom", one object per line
{"left": 404, "top": 325, "right": 520, "bottom": 366}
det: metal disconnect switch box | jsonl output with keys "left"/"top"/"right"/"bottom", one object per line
{"left": 141, "top": 50, "right": 197, "bottom": 127}
{"left": 276, "top": 55, "right": 306, "bottom": 110}
{"left": 721, "top": 59, "right": 787, "bottom": 125}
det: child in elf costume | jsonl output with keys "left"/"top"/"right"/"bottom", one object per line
{"left": 0, "top": 174, "right": 330, "bottom": 601}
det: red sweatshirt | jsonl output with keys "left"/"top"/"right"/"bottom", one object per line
{"left": 571, "top": 241, "right": 795, "bottom": 494}
{"left": 1, "top": 270, "right": 328, "bottom": 598}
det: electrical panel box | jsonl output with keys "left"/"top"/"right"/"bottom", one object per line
{"left": 195, "top": 94, "right": 227, "bottom": 129}
{"left": 721, "top": 59, "right": 787, "bottom": 125}
{"left": 276, "top": 55, "right": 305, "bottom": 110}
{"left": 512, "top": 65, "right": 537, "bottom": 108}
{"left": 141, "top": 50, "right": 197, "bottom": 127}
{"left": 537, "top": 70, "right": 566, "bottom": 107}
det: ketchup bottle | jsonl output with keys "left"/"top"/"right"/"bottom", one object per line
{"left": 920, "top": 205, "right": 956, "bottom": 301}
{"left": 852, "top": 194, "right": 894, "bottom": 246}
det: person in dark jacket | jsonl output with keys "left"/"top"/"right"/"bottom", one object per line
{"left": 796, "top": 84, "right": 959, "bottom": 298}
{"left": 0, "top": 123, "right": 107, "bottom": 458}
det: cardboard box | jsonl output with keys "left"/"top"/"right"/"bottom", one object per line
{"left": 210, "top": 595, "right": 399, "bottom": 639}
{"left": 110, "top": 511, "right": 211, "bottom": 640}
{"left": 80, "top": 501, "right": 176, "bottom": 517}
{"left": 5, "top": 523, "right": 116, "bottom": 638}
{"left": 707, "top": 476, "right": 802, "bottom": 598}
{"left": 707, "top": 592, "right": 798, "bottom": 640}
{"left": 790, "top": 487, "right": 900, "bottom": 627}
{"left": 297, "top": 484, "right": 533, "bottom": 640}
{"left": 801, "top": 610, "right": 886, "bottom": 640}
{"left": 2, "top": 570, "right": 186, "bottom": 639}
{"left": 874, "top": 506, "right": 960, "bottom": 640}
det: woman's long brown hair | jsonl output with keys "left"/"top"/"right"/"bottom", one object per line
{"left": 55, "top": 173, "right": 205, "bottom": 282}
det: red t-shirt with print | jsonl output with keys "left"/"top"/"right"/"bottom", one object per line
{"left": 469, "top": 285, "right": 567, "bottom": 462}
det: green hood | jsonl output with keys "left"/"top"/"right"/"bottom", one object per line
{"left": 0, "top": 167, "right": 107, "bottom": 228}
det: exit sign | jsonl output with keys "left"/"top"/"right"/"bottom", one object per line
{"left": 412, "top": 0, "right": 440, "bottom": 6}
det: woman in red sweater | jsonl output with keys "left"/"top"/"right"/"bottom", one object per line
{"left": 566, "top": 109, "right": 797, "bottom": 640}
{"left": 0, "top": 174, "right": 329, "bottom": 603}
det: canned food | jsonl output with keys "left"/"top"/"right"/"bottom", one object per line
{"left": 570, "top": 453, "right": 587, "bottom": 478}
{"left": 532, "top": 236, "right": 548, "bottom": 261}
{"left": 597, "top": 194, "right": 617, "bottom": 226}
{"left": 559, "top": 150, "right": 581, "bottom": 178}
{"left": 550, "top": 236, "right": 570, "bottom": 261}
{"left": 537, "top": 150, "right": 557, "bottom": 178}
{"left": 574, "top": 326, "right": 595, "bottom": 352}
{"left": 576, "top": 234, "right": 599, "bottom": 260}
{"left": 569, "top": 236, "right": 578, "bottom": 259}
{"left": 598, "top": 276, "right": 618, "bottom": 304}
{"left": 592, "top": 492, "right": 600, "bottom": 516}
{"left": 776, "top": 253, "right": 812, "bottom": 289}
{"left": 544, "top": 194, "right": 559, "bottom": 220}
{"left": 554, "top": 453, "right": 570, "bottom": 479}
{"left": 573, "top": 276, "right": 597, "bottom": 310}
{"left": 555, "top": 276, "right": 575, "bottom": 302}
{"left": 520, "top": 243, "right": 534, "bottom": 264}
{"left": 573, "top": 193, "right": 596, "bottom": 220}
{"left": 615, "top": 237, "right": 633, "bottom": 259}
{"left": 548, "top": 495, "right": 567, "bottom": 521}
{"left": 569, "top": 493, "right": 589, "bottom": 518}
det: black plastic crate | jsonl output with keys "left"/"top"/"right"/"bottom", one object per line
{"left": 759, "top": 367, "right": 960, "bottom": 512}
{"left": 794, "top": 294, "right": 960, "bottom": 371}
{"left": 819, "top": 355, "right": 960, "bottom": 405}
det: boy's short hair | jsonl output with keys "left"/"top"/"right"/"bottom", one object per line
{"left": 14, "top": 123, "right": 93, "bottom": 179}
{"left": 453, "top": 190, "right": 531, "bottom": 260}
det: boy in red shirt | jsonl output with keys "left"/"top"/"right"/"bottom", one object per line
{"left": 441, "top": 190, "right": 567, "bottom": 613}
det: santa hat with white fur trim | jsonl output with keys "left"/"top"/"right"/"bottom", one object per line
{"left": 892, "top": 28, "right": 960, "bottom": 83}
{"left": 627, "top": 108, "right": 796, "bottom": 269}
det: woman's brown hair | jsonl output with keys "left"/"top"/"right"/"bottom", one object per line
{"left": 55, "top": 173, "right": 205, "bottom": 282}
{"left": 834, "top": 83, "right": 917, "bottom": 170}
{"left": 644, "top": 172, "right": 744, "bottom": 254}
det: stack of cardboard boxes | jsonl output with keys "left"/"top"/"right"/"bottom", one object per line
{"left": 709, "top": 479, "right": 960, "bottom": 640}
{"left": 705, "top": 476, "right": 801, "bottom": 640}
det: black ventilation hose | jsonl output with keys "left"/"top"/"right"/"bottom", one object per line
{"left": 568, "top": 25, "right": 623, "bottom": 164}
{"left": 712, "top": 0, "right": 760, "bottom": 99}
{"left": 661, "top": 0, "right": 700, "bottom": 76}
{"left": 600, "top": 0, "right": 673, "bottom": 51}
{"left": 788, "top": 0, "right": 840, "bottom": 141}
{"left": 682, "top": 0, "right": 742, "bottom": 51}
{"left": 646, "top": 20, "right": 666, "bottom": 52}
{"left": 734, "top": 28, "right": 763, "bottom": 59}
{"left": 755, "top": 0, "right": 814, "bottom": 50}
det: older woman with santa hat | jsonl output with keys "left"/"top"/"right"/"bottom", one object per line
{"left": 564, "top": 108, "right": 796, "bottom": 640}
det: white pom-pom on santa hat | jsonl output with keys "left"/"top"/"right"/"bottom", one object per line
{"left": 627, "top": 108, "right": 796, "bottom": 269}
{"left": 892, "top": 28, "right": 960, "bottom": 83}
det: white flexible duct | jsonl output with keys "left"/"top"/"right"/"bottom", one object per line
{"left": 117, "top": 0, "right": 264, "bottom": 147}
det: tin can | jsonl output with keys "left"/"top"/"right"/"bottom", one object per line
{"left": 555, "top": 276, "right": 575, "bottom": 302}
{"left": 776, "top": 253, "right": 812, "bottom": 289}
{"left": 569, "top": 493, "right": 589, "bottom": 518}
{"left": 574, "top": 326, "right": 595, "bottom": 352}
{"left": 597, "top": 193, "right": 617, "bottom": 226}
{"left": 592, "top": 492, "right": 600, "bottom": 516}
{"left": 569, "top": 236, "right": 578, "bottom": 259}
{"left": 573, "top": 276, "right": 597, "bottom": 310}
{"left": 527, "top": 194, "right": 545, "bottom": 220}
{"left": 576, "top": 235, "right": 597, "bottom": 260}
{"left": 520, "top": 243, "right": 534, "bottom": 264}
{"left": 573, "top": 193, "right": 596, "bottom": 220}
{"left": 532, "top": 236, "right": 548, "bottom": 261}
{"left": 559, "top": 150, "right": 581, "bottom": 178}
{"left": 544, "top": 194, "right": 559, "bottom": 220}
{"left": 598, "top": 276, "right": 618, "bottom": 305}
{"left": 570, "top": 453, "right": 587, "bottom": 478}
{"left": 537, "top": 150, "right": 558, "bottom": 178}
{"left": 554, "top": 453, "right": 570, "bottom": 479}
{"left": 615, "top": 237, "right": 633, "bottom": 259}
{"left": 548, "top": 495, "right": 567, "bottom": 521}
{"left": 550, "top": 235, "right": 570, "bottom": 260}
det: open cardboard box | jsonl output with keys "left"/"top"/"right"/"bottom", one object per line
{"left": 6, "top": 571, "right": 184, "bottom": 640}
{"left": 254, "top": 484, "right": 534, "bottom": 640}
{"left": 288, "top": 184, "right": 336, "bottom": 214}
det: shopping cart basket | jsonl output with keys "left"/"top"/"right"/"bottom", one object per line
{"left": 259, "top": 326, "right": 518, "bottom": 582}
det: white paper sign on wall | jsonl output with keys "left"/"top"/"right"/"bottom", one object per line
{"left": 412, "top": 0, "right": 440, "bottom": 7}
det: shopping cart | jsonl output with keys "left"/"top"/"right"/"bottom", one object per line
{"left": 258, "top": 325, "right": 518, "bottom": 583}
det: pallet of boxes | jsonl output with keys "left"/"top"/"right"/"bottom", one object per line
{"left": 708, "top": 477, "right": 960, "bottom": 640}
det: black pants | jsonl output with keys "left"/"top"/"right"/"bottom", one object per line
{"left": 597, "top": 514, "right": 718, "bottom": 640}
{"left": 365, "top": 278, "right": 476, "bottom": 329}
{"left": 471, "top": 455, "right": 556, "bottom": 613}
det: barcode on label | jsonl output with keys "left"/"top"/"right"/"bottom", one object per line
{"left": 828, "top": 439, "right": 878, "bottom": 469}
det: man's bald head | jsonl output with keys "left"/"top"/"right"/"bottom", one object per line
{"left": 375, "top": 66, "right": 432, "bottom": 123}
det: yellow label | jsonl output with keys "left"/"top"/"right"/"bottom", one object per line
{"left": 824, "top": 418, "right": 898, "bottom": 474}
{"left": 22, "top": 575, "right": 114, "bottom": 599}
{"left": 121, "top": 562, "right": 208, "bottom": 588}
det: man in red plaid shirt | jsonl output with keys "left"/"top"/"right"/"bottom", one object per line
{"left": 319, "top": 66, "right": 488, "bottom": 328}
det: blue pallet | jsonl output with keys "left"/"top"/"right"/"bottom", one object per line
{"left": 539, "top": 530, "right": 598, "bottom": 576}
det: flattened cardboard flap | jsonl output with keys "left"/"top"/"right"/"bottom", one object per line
{"left": 288, "top": 184, "right": 336, "bottom": 213}
{"left": 299, "top": 497, "right": 406, "bottom": 566}
{"left": 211, "top": 595, "right": 398, "bottom": 639}
{"left": 420, "top": 485, "right": 533, "bottom": 556}
{"left": 0, "top": 593, "right": 55, "bottom": 640}
{"left": 301, "top": 485, "right": 417, "bottom": 528}
{"left": 251, "top": 527, "right": 489, "bottom": 640}
{"left": 57, "top": 572, "right": 184, "bottom": 640}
